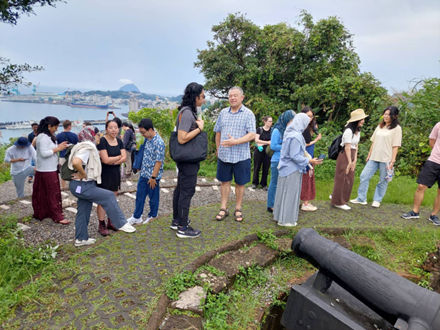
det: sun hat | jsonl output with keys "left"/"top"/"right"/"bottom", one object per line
{"left": 14, "top": 137, "right": 31, "bottom": 147}
{"left": 346, "top": 109, "right": 368, "bottom": 126}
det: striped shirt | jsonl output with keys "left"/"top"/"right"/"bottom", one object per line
{"left": 214, "top": 105, "right": 256, "bottom": 163}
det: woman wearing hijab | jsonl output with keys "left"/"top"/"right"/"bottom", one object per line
{"left": 267, "top": 110, "right": 295, "bottom": 213}
{"left": 273, "top": 113, "right": 323, "bottom": 227}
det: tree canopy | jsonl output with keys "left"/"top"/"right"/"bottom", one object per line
{"left": 195, "top": 12, "right": 387, "bottom": 124}
{"left": 0, "top": 0, "right": 63, "bottom": 25}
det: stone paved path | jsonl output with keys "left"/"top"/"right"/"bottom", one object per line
{"left": 1, "top": 177, "right": 437, "bottom": 329}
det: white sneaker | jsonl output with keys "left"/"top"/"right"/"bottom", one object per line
{"left": 301, "top": 204, "right": 317, "bottom": 211}
{"left": 143, "top": 217, "right": 154, "bottom": 224}
{"left": 277, "top": 222, "right": 297, "bottom": 227}
{"left": 334, "top": 204, "right": 351, "bottom": 210}
{"left": 119, "top": 223, "right": 136, "bottom": 233}
{"left": 127, "top": 216, "right": 143, "bottom": 225}
{"left": 372, "top": 201, "right": 381, "bottom": 208}
{"left": 350, "top": 199, "right": 367, "bottom": 205}
{"left": 74, "top": 238, "right": 96, "bottom": 247}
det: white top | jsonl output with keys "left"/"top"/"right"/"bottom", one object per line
{"left": 370, "top": 125, "right": 402, "bottom": 163}
{"left": 68, "top": 142, "right": 102, "bottom": 183}
{"left": 36, "top": 134, "right": 58, "bottom": 172}
{"left": 341, "top": 128, "right": 360, "bottom": 149}
{"left": 4, "top": 145, "right": 36, "bottom": 175}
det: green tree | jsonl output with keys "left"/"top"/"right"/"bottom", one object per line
{"left": 195, "top": 12, "right": 387, "bottom": 124}
{"left": 0, "top": 57, "right": 43, "bottom": 93}
{"left": 128, "top": 108, "right": 175, "bottom": 140}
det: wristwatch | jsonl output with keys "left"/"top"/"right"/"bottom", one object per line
{"left": 151, "top": 176, "right": 156, "bottom": 179}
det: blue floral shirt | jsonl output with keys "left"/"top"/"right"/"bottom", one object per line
{"left": 140, "top": 133, "right": 165, "bottom": 180}
{"left": 213, "top": 105, "right": 256, "bottom": 163}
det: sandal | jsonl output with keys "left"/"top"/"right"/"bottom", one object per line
{"left": 234, "top": 209, "right": 244, "bottom": 222}
{"left": 215, "top": 208, "right": 229, "bottom": 221}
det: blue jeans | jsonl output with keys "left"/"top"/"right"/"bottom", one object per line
{"left": 134, "top": 176, "right": 160, "bottom": 219}
{"left": 356, "top": 160, "right": 389, "bottom": 203}
{"left": 267, "top": 162, "right": 279, "bottom": 208}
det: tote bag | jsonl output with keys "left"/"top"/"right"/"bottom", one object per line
{"left": 169, "top": 109, "right": 208, "bottom": 163}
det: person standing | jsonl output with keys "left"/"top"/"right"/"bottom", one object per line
{"left": 172, "top": 82, "right": 206, "bottom": 238}
{"left": 96, "top": 120, "right": 127, "bottom": 235}
{"left": 252, "top": 116, "right": 273, "bottom": 190}
{"left": 128, "top": 118, "right": 165, "bottom": 225}
{"left": 214, "top": 86, "right": 256, "bottom": 222}
{"left": 122, "top": 122, "right": 136, "bottom": 177}
{"left": 300, "top": 107, "right": 322, "bottom": 211}
{"left": 56, "top": 120, "right": 78, "bottom": 190}
{"left": 32, "top": 116, "right": 70, "bottom": 224}
{"left": 4, "top": 137, "right": 36, "bottom": 198}
{"left": 27, "top": 122, "right": 38, "bottom": 183}
{"left": 351, "top": 106, "right": 402, "bottom": 208}
{"left": 69, "top": 141, "right": 135, "bottom": 246}
{"left": 402, "top": 122, "right": 440, "bottom": 225}
{"left": 266, "top": 110, "right": 295, "bottom": 213}
{"left": 273, "top": 113, "right": 323, "bottom": 226}
{"left": 331, "top": 109, "right": 368, "bottom": 210}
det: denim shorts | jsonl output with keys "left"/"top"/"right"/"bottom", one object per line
{"left": 216, "top": 158, "right": 251, "bottom": 185}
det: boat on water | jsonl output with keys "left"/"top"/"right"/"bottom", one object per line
{"left": 70, "top": 103, "right": 110, "bottom": 109}
{"left": 4, "top": 121, "right": 35, "bottom": 129}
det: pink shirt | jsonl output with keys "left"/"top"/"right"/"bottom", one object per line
{"left": 428, "top": 122, "right": 440, "bottom": 165}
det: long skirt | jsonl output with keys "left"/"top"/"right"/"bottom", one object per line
{"left": 32, "top": 171, "right": 64, "bottom": 222}
{"left": 331, "top": 149, "right": 356, "bottom": 206}
{"left": 273, "top": 171, "right": 302, "bottom": 226}
{"left": 300, "top": 170, "right": 315, "bottom": 201}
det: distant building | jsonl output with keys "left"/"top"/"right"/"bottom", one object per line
{"left": 129, "top": 96, "right": 140, "bottom": 112}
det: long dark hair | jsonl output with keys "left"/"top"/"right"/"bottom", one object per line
{"left": 178, "top": 82, "right": 204, "bottom": 113}
{"left": 122, "top": 122, "right": 135, "bottom": 133}
{"left": 346, "top": 120, "right": 362, "bottom": 135}
{"left": 301, "top": 106, "right": 315, "bottom": 131}
{"left": 37, "top": 116, "right": 60, "bottom": 143}
{"left": 379, "top": 106, "right": 400, "bottom": 130}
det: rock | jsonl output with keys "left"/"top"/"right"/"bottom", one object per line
{"left": 17, "top": 223, "right": 31, "bottom": 231}
{"left": 62, "top": 199, "right": 75, "bottom": 208}
{"left": 350, "top": 236, "right": 376, "bottom": 250}
{"left": 0, "top": 205, "right": 10, "bottom": 210}
{"left": 124, "top": 192, "right": 136, "bottom": 199}
{"left": 161, "top": 314, "right": 202, "bottom": 330}
{"left": 171, "top": 286, "right": 206, "bottom": 315}
{"left": 329, "top": 236, "right": 352, "bottom": 250}
{"left": 196, "top": 271, "right": 229, "bottom": 294}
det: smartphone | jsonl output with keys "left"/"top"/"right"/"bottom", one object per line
{"left": 318, "top": 154, "right": 326, "bottom": 160}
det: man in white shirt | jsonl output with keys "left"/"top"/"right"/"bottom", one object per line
{"left": 69, "top": 142, "right": 136, "bottom": 247}
{"left": 4, "top": 137, "right": 36, "bottom": 198}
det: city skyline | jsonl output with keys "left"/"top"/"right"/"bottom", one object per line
{"left": 1, "top": 0, "right": 439, "bottom": 96}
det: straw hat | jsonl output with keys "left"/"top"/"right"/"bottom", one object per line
{"left": 346, "top": 109, "right": 368, "bottom": 126}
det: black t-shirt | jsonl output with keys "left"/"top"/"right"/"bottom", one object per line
{"left": 302, "top": 128, "right": 312, "bottom": 144}
{"left": 257, "top": 127, "right": 272, "bottom": 141}
{"left": 97, "top": 137, "right": 124, "bottom": 169}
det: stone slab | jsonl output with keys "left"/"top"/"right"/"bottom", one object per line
{"left": 161, "top": 188, "right": 170, "bottom": 193}
{"left": 171, "top": 286, "right": 206, "bottom": 315}
{"left": 212, "top": 186, "right": 218, "bottom": 191}
{"left": 126, "top": 181, "right": 133, "bottom": 186}
{"left": 0, "top": 205, "right": 10, "bottom": 210}
{"left": 124, "top": 192, "right": 137, "bottom": 199}
{"left": 61, "top": 192, "right": 69, "bottom": 197}
{"left": 19, "top": 200, "right": 31, "bottom": 205}
{"left": 17, "top": 223, "right": 31, "bottom": 231}
{"left": 195, "top": 187, "right": 201, "bottom": 192}
{"left": 65, "top": 207, "right": 78, "bottom": 214}
{"left": 197, "top": 271, "right": 229, "bottom": 294}
{"left": 161, "top": 314, "right": 202, "bottom": 330}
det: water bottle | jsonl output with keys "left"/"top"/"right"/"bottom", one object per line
{"left": 386, "top": 163, "right": 394, "bottom": 182}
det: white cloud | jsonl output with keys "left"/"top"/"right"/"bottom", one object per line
{"left": 119, "top": 79, "right": 133, "bottom": 85}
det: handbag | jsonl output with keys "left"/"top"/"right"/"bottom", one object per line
{"left": 266, "top": 144, "right": 275, "bottom": 157}
{"left": 169, "top": 109, "right": 208, "bottom": 163}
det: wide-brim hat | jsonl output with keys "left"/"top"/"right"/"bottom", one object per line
{"left": 14, "top": 137, "right": 31, "bottom": 147}
{"left": 346, "top": 109, "right": 368, "bottom": 126}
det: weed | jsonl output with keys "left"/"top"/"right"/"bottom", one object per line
{"left": 258, "top": 230, "right": 278, "bottom": 250}
{"left": 165, "top": 270, "right": 198, "bottom": 300}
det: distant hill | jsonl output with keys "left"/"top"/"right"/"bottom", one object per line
{"left": 119, "top": 84, "right": 140, "bottom": 93}
{"left": 169, "top": 94, "right": 183, "bottom": 102}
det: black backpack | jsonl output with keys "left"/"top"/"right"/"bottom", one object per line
{"left": 328, "top": 134, "right": 343, "bottom": 160}
{"left": 60, "top": 145, "right": 77, "bottom": 181}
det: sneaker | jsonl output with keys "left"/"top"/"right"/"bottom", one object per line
{"left": 277, "top": 222, "right": 297, "bottom": 227}
{"left": 127, "top": 216, "right": 143, "bottom": 225}
{"left": 329, "top": 194, "right": 332, "bottom": 200}
{"left": 251, "top": 184, "right": 257, "bottom": 189}
{"left": 143, "top": 217, "right": 154, "bottom": 224}
{"left": 401, "top": 210, "right": 420, "bottom": 219}
{"left": 429, "top": 215, "right": 440, "bottom": 226}
{"left": 350, "top": 199, "right": 367, "bottom": 205}
{"left": 74, "top": 238, "right": 96, "bottom": 247}
{"left": 301, "top": 204, "right": 317, "bottom": 211}
{"left": 262, "top": 186, "right": 268, "bottom": 191}
{"left": 372, "top": 201, "right": 381, "bottom": 208}
{"left": 334, "top": 204, "right": 351, "bottom": 210}
{"left": 176, "top": 226, "right": 201, "bottom": 238}
{"left": 119, "top": 223, "right": 136, "bottom": 233}
{"left": 170, "top": 219, "right": 191, "bottom": 230}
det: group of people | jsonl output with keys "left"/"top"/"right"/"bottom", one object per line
{"left": 4, "top": 82, "right": 440, "bottom": 246}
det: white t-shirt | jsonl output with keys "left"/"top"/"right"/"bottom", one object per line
{"left": 428, "top": 122, "right": 440, "bottom": 165}
{"left": 72, "top": 150, "right": 94, "bottom": 182}
{"left": 341, "top": 128, "right": 360, "bottom": 149}
{"left": 36, "top": 134, "right": 58, "bottom": 172}
{"left": 369, "top": 125, "right": 402, "bottom": 163}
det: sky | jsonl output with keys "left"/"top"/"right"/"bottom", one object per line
{"left": 1, "top": 0, "right": 439, "bottom": 96}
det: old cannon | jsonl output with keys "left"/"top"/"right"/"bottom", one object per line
{"left": 281, "top": 228, "right": 440, "bottom": 330}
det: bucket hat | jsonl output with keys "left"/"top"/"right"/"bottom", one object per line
{"left": 14, "top": 137, "right": 31, "bottom": 147}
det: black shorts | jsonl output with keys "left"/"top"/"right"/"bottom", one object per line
{"left": 417, "top": 160, "right": 440, "bottom": 188}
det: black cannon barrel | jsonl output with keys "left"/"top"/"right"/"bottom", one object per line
{"left": 292, "top": 228, "right": 440, "bottom": 330}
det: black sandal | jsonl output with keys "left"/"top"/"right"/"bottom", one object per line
{"left": 234, "top": 209, "right": 244, "bottom": 222}
{"left": 215, "top": 208, "right": 229, "bottom": 221}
